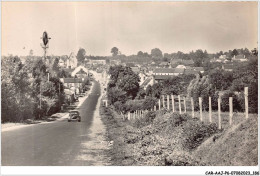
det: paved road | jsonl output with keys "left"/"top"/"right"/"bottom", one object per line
{"left": 1, "top": 81, "right": 103, "bottom": 166}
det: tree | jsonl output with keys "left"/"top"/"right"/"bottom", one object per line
{"left": 208, "top": 69, "right": 233, "bottom": 91}
{"left": 151, "top": 48, "right": 163, "bottom": 60}
{"left": 162, "top": 57, "right": 169, "bottom": 62}
{"left": 108, "top": 65, "right": 140, "bottom": 101}
{"left": 231, "top": 49, "right": 238, "bottom": 57}
{"left": 52, "top": 58, "right": 60, "bottom": 76}
{"left": 111, "top": 47, "right": 119, "bottom": 56}
{"left": 137, "top": 51, "right": 144, "bottom": 56}
{"left": 107, "top": 87, "right": 127, "bottom": 104}
{"left": 192, "top": 49, "right": 208, "bottom": 67}
{"left": 76, "top": 48, "right": 86, "bottom": 65}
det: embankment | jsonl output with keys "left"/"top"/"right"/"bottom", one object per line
{"left": 100, "top": 107, "right": 258, "bottom": 166}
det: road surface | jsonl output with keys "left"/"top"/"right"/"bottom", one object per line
{"left": 1, "top": 81, "right": 108, "bottom": 166}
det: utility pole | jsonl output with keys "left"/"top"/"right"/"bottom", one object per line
{"left": 40, "top": 82, "right": 42, "bottom": 109}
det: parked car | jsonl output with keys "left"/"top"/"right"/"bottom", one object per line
{"left": 68, "top": 110, "right": 81, "bottom": 122}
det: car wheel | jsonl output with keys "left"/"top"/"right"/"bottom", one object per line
{"left": 68, "top": 120, "right": 71, "bottom": 122}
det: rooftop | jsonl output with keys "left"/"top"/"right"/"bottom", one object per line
{"left": 153, "top": 68, "right": 185, "bottom": 74}
{"left": 62, "top": 78, "right": 83, "bottom": 83}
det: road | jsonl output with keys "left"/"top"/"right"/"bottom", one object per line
{"left": 1, "top": 81, "right": 108, "bottom": 166}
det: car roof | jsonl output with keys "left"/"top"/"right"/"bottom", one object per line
{"left": 70, "top": 110, "right": 79, "bottom": 113}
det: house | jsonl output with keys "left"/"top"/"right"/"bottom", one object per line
{"left": 66, "top": 52, "right": 77, "bottom": 69}
{"left": 176, "top": 65, "right": 186, "bottom": 69}
{"left": 153, "top": 75, "right": 172, "bottom": 83}
{"left": 60, "top": 78, "right": 84, "bottom": 94}
{"left": 60, "top": 78, "right": 83, "bottom": 88}
{"left": 139, "top": 72, "right": 147, "bottom": 85}
{"left": 71, "top": 66, "right": 89, "bottom": 78}
{"left": 159, "top": 62, "right": 170, "bottom": 68}
{"left": 140, "top": 76, "right": 154, "bottom": 90}
{"left": 183, "top": 68, "right": 199, "bottom": 75}
{"left": 232, "top": 55, "right": 247, "bottom": 62}
{"left": 153, "top": 68, "right": 185, "bottom": 76}
{"left": 88, "top": 59, "right": 106, "bottom": 65}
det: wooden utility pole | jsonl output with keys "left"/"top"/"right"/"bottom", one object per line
{"left": 209, "top": 97, "right": 212, "bottom": 123}
{"left": 245, "top": 87, "right": 248, "bottom": 119}
{"left": 191, "top": 97, "right": 194, "bottom": 118}
{"left": 199, "top": 97, "right": 203, "bottom": 121}
{"left": 218, "top": 98, "right": 221, "bottom": 129}
{"left": 167, "top": 95, "right": 170, "bottom": 110}
{"left": 229, "top": 97, "right": 233, "bottom": 125}
{"left": 183, "top": 97, "right": 186, "bottom": 113}
{"left": 171, "top": 95, "right": 175, "bottom": 112}
{"left": 178, "top": 95, "right": 181, "bottom": 114}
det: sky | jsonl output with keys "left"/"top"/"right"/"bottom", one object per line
{"left": 2, "top": 1, "right": 258, "bottom": 56}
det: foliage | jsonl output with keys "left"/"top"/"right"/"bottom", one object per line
{"left": 107, "top": 87, "right": 127, "bottom": 105}
{"left": 208, "top": 69, "right": 233, "bottom": 91}
{"left": 151, "top": 48, "right": 163, "bottom": 60}
{"left": 111, "top": 47, "right": 119, "bottom": 56}
{"left": 133, "top": 111, "right": 157, "bottom": 128}
{"left": 191, "top": 49, "right": 209, "bottom": 67}
{"left": 187, "top": 75, "right": 215, "bottom": 110}
{"left": 182, "top": 118, "right": 218, "bottom": 150}
{"left": 108, "top": 65, "right": 140, "bottom": 101}
{"left": 76, "top": 48, "right": 86, "bottom": 65}
{"left": 1, "top": 55, "right": 65, "bottom": 122}
{"left": 231, "top": 57, "right": 258, "bottom": 113}
{"left": 142, "top": 97, "right": 157, "bottom": 110}
{"left": 136, "top": 88, "right": 146, "bottom": 100}
{"left": 220, "top": 91, "right": 242, "bottom": 112}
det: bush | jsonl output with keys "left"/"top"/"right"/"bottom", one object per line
{"left": 142, "top": 97, "right": 157, "bottom": 110}
{"left": 182, "top": 119, "right": 218, "bottom": 150}
{"left": 132, "top": 111, "right": 156, "bottom": 128}
{"left": 221, "top": 91, "right": 242, "bottom": 112}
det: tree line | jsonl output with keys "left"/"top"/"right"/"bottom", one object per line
{"left": 1, "top": 56, "right": 67, "bottom": 123}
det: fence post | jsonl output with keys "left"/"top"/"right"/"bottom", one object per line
{"left": 105, "top": 100, "right": 108, "bottom": 107}
{"left": 191, "top": 97, "right": 194, "bottom": 118}
{"left": 171, "top": 95, "right": 175, "bottom": 112}
{"left": 245, "top": 87, "right": 248, "bottom": 119}
{"left": 199, "top": 97, "right": 203, "bottom": 121}
{"left": 128, "top": 112, "right": 130, "bottom": 120}
{"left": 162, "top": 95, "right": 165, "bottom": 108}
{"left": 158, "top": 99, "right": 161, "bottom": 110}
{"left": 183, "top": 97, "right": 186, "bottom": 113}
{"left": 154, "top": 105, "right": 156, "bottom": 111}
{"left": 178, "top": 95, "right": 182, "bottom": 114}
{"left": 218, "top": 98, "right": 221, "bottom": 129}
{"left": 209, "top": 97, "right": 212, "bottom": 123}
{"left": 167, "top": 95, "right": 170, "bottom": 110}
{"left": 229, "top": 97, "right": 233, "bottom": 125}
